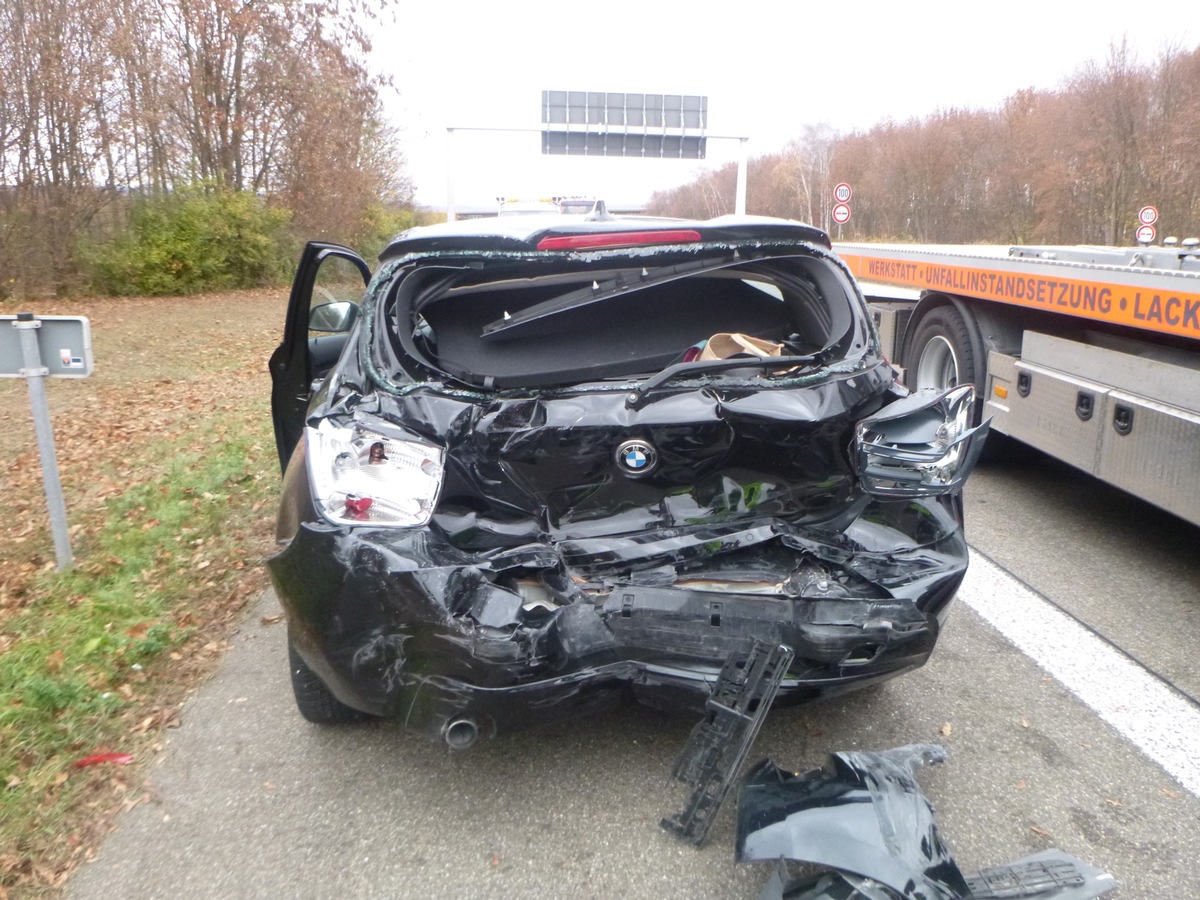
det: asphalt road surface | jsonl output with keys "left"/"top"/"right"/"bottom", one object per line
{"left": 68, "top": 451, "right": 1200, "bottom": 899}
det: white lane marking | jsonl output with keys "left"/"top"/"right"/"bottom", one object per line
{"left": 960, "top": 549, "right": 1200, "bottom": 799}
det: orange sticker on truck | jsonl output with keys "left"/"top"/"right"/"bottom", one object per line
{"left": 841, "top": 253, "right": 1200, "bottom": 342}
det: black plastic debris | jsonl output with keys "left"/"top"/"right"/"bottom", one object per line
{"left": 661, "top": 640, "right": 794, "bottom": 845}
{"left": 755, "top": 853, "right": 1117, "bottom": 900}
{"left": 965, "top": 850, "right": 1116, "bottom": 900}
{"left": 738, "top": 745, "right": 1118, "bottom": 900}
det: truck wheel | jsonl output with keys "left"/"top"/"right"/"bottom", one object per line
{"left": 906, "top": 304, "right": 1031, "bottom": 461}
{"left": 906, "top": 305, "right": 981, "bottom": 391}
{"left": 288, "top": 637, "right": 371, "bottom": 724}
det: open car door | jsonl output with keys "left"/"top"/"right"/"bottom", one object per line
{"left": 269, "top": 241, "right": 371, "bottom": 473}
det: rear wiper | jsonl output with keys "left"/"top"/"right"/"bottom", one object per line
{"left": 480, "top": 253, "right": 740, "bottom": 340}
{"left": 625, "top": 354, "right": 823, "bottom": 409}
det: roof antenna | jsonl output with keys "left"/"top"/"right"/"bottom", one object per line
{"left": 584, "top": 200, "right": 613, "bottom": 222}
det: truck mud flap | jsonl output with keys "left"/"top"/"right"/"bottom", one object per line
{"left": 661, "top": 640, "right": 794, "bottom": 846}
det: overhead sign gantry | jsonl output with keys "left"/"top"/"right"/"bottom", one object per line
{"left": 540, "top": 91, "right": 707, "bottom": 159}
{"left": 445, "top": 90, "right": 748, "bottom": 221}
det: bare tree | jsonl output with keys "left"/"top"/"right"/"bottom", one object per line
{"left": 0, "top": 0, "right": 408, "bottom": 295}
{"left": 649, "top": 40, "right": 1200, "bottom": 246}
{"left": 774, "top": 124, "right": 836, "bottom": 228}
{"left": 1060, "top": 40, "right": 1149, "bottom": 244}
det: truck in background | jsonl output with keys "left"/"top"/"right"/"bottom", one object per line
{"left": 834, "top": 241, "right": 1200, "bottom": 528}
{"left": 495, "top": 196, "right": 601, "bottom": 216}
{"left": 496, "top": 197, "right": 561, "bottom": 216}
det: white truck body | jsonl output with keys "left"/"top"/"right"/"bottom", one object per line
{"left": 835, "top": 242, "right": 1200, "bottom": 527}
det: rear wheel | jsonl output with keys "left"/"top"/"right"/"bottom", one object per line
{"left": 905, "top": 303, "right": 1034, "bottom": 462}
{"left": 288, "top": 637, "right": 371, "bottom": 724}
{"left": 905, "top": 304, "right": 980, "bottom": 391}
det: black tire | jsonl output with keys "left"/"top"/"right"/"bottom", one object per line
{"left": 288, "top": 638, "right": 371, "bottom": 724}
{"left": 904, "top": 304, "right": 981, "bottom": 392}
{"left": 904, "top": 304, "right": 1037, "bottom": 463}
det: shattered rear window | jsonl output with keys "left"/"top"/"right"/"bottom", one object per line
{"left": 380, "top": 246, "right": 865, "bottom": 390}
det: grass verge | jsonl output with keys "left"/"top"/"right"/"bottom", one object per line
{"left": 0, "top": 290, "right": 284, "bottom": 896}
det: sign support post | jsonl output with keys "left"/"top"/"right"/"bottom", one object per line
{"left": 735, "top": 138, "right": 748, "bottom": 216}
{"left": 14, "top": 314, "right": 73, "bottom": 569}
{"left": 446, "top": 128, "right": 457, "bottom": 223}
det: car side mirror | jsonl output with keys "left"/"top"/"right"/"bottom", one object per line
{"left": 309, "top": 301, "right": 358, "bottom": 333}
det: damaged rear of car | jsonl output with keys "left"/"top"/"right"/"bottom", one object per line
{"left": 267, "top": 215, "right": 988, "bottom": 748}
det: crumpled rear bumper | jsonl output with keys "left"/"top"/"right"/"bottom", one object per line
{"left": 268, "top": 506, "right": 967, "bottom": 743}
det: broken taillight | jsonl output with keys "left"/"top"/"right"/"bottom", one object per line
{"left": 853, "top": 386, "right": 989, "bottom": 498}
{"left": 306, "top": 419, "right": 444, "bottom": 527}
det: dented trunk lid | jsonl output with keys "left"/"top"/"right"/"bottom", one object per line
{"left": 420, "top": 364, "right": 892, "bottom": 555}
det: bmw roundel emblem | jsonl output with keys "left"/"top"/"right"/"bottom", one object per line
{"left": 616, "top": 439, "right": 657, "bottom": 476}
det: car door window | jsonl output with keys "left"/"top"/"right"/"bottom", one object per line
{"left": 312, "top": 256, "right": 370, "bottom": 314}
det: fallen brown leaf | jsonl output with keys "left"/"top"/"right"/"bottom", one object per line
{"left": 33, "top": 861, "right": 65, "bottom": 885}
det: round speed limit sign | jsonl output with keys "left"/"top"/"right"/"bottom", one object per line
{"left": 832, "top": 203, "right": 851, "bottom": 225}
{"left": 834, "top": 182, "right": 852, "bottom": 204}
{"left": 1138, "top": 205, "right": 1158, "bottom": 226}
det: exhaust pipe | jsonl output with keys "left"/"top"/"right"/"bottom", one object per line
{"left": 443, "top": 716, "right": 479, "bottom": 751}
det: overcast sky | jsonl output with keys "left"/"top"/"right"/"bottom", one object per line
{"left": 376, "top": 2, "right": 1192, "bottom": 211}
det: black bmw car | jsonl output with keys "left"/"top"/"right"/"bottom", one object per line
{"left": 267, "top": 211, "right": 988, "bottom": 749}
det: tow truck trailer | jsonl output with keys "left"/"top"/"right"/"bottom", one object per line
{"left": 834, "top": 242, "right": 1200, "bottom": 528}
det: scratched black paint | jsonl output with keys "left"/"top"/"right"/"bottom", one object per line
{"left": 268, "top": 217, "right": 983, "bottom": 744}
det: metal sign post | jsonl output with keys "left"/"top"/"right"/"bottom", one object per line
{"left": 2, "top": 312, "right": 94, "bottom": 570}
{"left": 832, "top": 201, "right": 852, "bottom": 241}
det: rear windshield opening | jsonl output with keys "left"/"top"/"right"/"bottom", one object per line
{"left": 388, "top": 253, "right": 859, "bottom": 390}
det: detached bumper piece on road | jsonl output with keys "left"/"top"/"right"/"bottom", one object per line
{"left": 736, "top": 744, "right": 1118, "bottom": 900}
{"left": 662, "top": 640, "right": 794, "bottom": 845}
